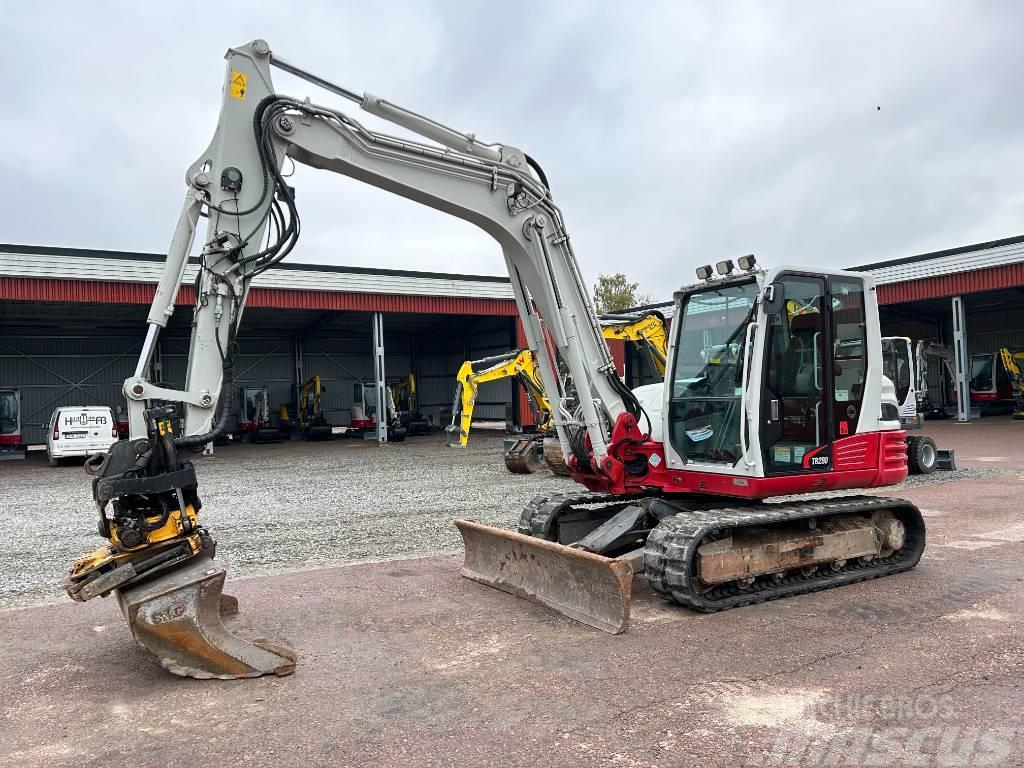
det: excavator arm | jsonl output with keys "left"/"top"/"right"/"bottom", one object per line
{"left": 999, "top": 348, "right": 1024, "bottom": 418}
{"left": 64, "top": 40, "right": 928, "bottom": 671}
{"left": 66, "top": 39, "right": 644, "bottom": 678}
{"left": 446, "top": 349, "right": 552, "bottom": 448}
{"left": 392, "top": 374, "right": 415, "bottom": 413}
{"left": 115, "top": 40, "right": 636, "bottom": 462}
{"left": 600, "top": 311, "right": 668, "bottom": 376}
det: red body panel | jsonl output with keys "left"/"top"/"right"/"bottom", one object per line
{"left": 569, "top": 413, "right": 908, "bottom": 500}
{"left": 970, "top": 390, "right": 1012, "bottom": 403}
{"left": 350, "top": 418, "right": 375, "bottom": 430}
{"left": 0, "top": 434, "right": 21, "bottom": 446}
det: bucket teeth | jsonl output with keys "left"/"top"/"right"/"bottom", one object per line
{"left": 455, "top": 519, "right": 633, "bottom": 634}
{"left": 117, "top": 556, "right": 296, "bottom": 680}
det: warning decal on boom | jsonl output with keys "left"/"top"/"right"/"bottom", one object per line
{"left": 230, "top": 71, "right": 247, "bottom": 100}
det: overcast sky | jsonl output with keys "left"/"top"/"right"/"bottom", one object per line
{"left": 2, "top": 2, "right": 1023, "bottom": 299}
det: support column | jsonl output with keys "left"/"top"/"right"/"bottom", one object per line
{"left": 372, "top": 313, "right": 387, "bottom": 443}
{"left": 293, "top": 336, "right": 305, "bottom": 409}
{"left": 151, "top": 338, "right": 165, "bottom": 383}
{"left": 951, "top": 295, "right": 970, "bottom": 423}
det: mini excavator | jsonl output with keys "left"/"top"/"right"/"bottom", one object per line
{"left": 298, "top": 374, "right": 333, "bottom": 440}
{"left": 447, "top": 312, "right": 668, "bottom": 474}
{"left": 446, "top": 347, "right": 559, "bottom": 473}
{"left": 64, "top": 40, "right": 925, "bottom": 679}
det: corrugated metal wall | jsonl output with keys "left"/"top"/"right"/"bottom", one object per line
{"left": 415, "top": 318, "right": 517, "bottom": 427}
{"left": 0, "top": 331, "right": 141, "bottom": 444}
{"left": 0, "top": 276, "right": 519, "bottom": 316}
{"left": 160, "top": 334, "right": 297, "bottom": 432}
{"left": 958, "top": 308, "right": 1024, "bottom": 354}
{"left": 878, "top": 319, "right": 943, "bottom": 343}
{"left": 303, "top": 333, "right": 393, "bottom": 427}
{"left": 880, "top": 308, "right": 1024, "bottom": 354}
{"left": 1, "top": 313, "right": 519, "bottom": 444}
{"left": 878, "top": 262, "right": 1024, "bottom": 304}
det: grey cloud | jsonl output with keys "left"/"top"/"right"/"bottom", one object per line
{"left": 2, "top": 1, "right": 1022, "bottom": 298}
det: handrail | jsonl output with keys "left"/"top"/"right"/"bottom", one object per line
{"left": 739, "top": 322, "right": 757, "bottom": 468}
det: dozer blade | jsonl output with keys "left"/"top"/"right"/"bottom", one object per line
{"left": 455, "top": 520, "right": 633, "bottom": 634}
{"left": 117, "top": 555, "right": 297, "bottom": 680}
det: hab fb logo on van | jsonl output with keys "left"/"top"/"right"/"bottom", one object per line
{"left": 66, "top": 414, "right": 108, "bottom": 426}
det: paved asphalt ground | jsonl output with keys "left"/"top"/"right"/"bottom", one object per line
{"left": 1, "top": 419, "right": 1022, "bottom": 767}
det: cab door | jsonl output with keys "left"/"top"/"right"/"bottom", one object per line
{"left": 760, "top": 274, "right": 832, "bottom": 473}
{"left": 759, "top": 274, "right": 870, "bottom": 474}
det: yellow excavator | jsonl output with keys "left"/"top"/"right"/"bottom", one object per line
{"left": 298, "top": 374, "right": 333, "bottom": 441}
{"left": 999, "top": 348, "right": 1024, "bottom": 420}
{"left": 446, "top": 348, "right": 559, "bottom": 473}
{"left": 599, "top": 311, "right": 668, "bottom": 377}
{"left": 391, "top": 374, "right": 431, "bottom": 435}
{"left": 448, "top": 313, "right": 669, "bottom": 474}
{"left": 65, "top": 41, "right": 926, "bottom": 680}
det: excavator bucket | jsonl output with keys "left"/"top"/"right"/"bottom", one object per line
{"left": 116, "top": 555, "right": 297, "bottom": 679}
{"left": 454, "top": 520, "right": 634, "bottom": 634}
{"left": 503, "top": 437, "right": 547, "bottom": 474}
{"left": 543, "top": 437, "right": 571, "bottom": 476}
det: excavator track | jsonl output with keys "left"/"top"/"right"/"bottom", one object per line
{"left": 644, "top": 495, "right": 926, "bottom": 612}
{"left": 515, "top": 491, "right": 925, "bottom": 615}
{"left": 517, "top": 491, "right": 642, "bottom": 539}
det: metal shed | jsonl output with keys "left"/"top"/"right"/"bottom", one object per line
{"left": 0, "top": 244, "right": 533, "bottom": 445}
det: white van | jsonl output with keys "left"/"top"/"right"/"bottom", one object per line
{"left": 46, "top": 406, "right": 118, "bottom": 466}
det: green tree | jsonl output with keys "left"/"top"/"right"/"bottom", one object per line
{"left": 593, "top": 273, "right": 653, "bottom": 314}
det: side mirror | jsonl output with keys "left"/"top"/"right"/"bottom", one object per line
{"left": 762, "top": 282, "right": 786, "bottom": 315}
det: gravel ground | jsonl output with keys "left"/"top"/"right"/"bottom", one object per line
{"left": 0, "top": 432, "right": 1005, "bottom": 610}
{"left": 0, "top": 433, "right": 574, "bottom": 610}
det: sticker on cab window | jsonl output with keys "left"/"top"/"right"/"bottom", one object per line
{"left": 685, "top": 426, "right": 714, "bottom": 442}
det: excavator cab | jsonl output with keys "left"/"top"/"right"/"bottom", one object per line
{"left": 238, "top": 386, "right": 283, "bottom": 443}
{"left": 350, "top": 382, "right": 407, "bottom": 441}
{"left": 0, "top": 388, "right": 23, "bottom": 459}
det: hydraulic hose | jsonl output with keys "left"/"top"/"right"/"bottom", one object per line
{"left": 173, "top": 362, "right": 235, "bottom": 449}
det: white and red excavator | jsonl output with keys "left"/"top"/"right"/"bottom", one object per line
{"left": 64, "top": 40, "right": 924, "bottom": 679}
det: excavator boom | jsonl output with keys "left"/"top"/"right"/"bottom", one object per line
{"left": 66, "top": 39, "right": 641, "bottom": 677}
